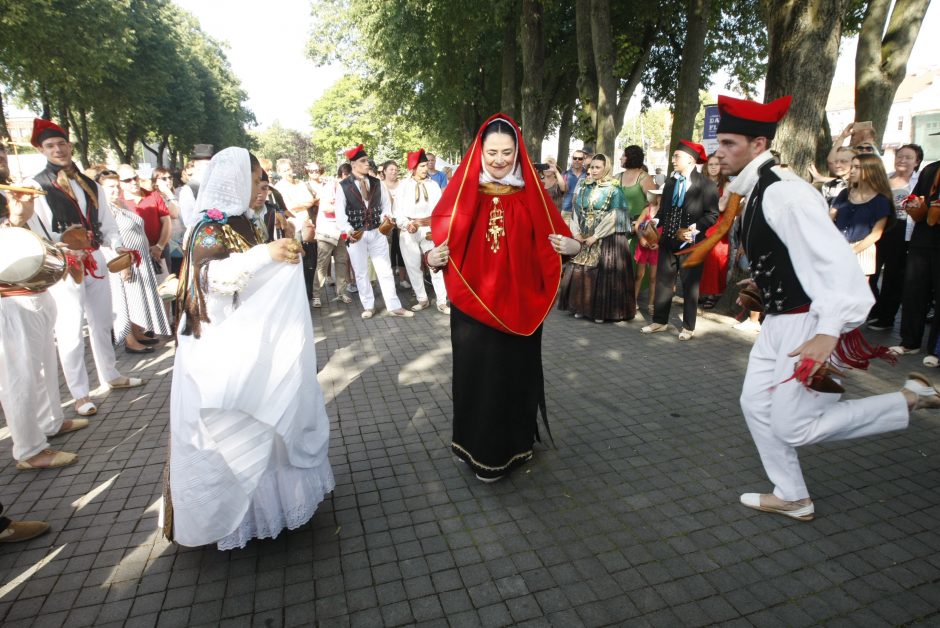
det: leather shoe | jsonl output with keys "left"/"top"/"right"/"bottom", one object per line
{"left": 16, "top": 449, "right": 78, "bottom": 470}
{"left": 388, "top": 308, "right": 415, "bottom": 318}
{"left": 361, "top": 309, "right": 374, "bottom": 319}
{"left": 412, "top": 300, "right": 430, "bottom": 312}
{"left": 740, "top": 493, "right": 814, "bottom": 521}
{"left": 135, "top": 337, "right": 160, "bottom": 345}
{"left": 54, "top": 419, "right": 89, "bottom": 436}
{"left": 0, "top": 520, "right": 50, "bottom": 543}
{"left": 126, "top": 346, "right": 154, "bottom": 354}
{"left": 640, "top": 323, "right": 669, "bottom": 334}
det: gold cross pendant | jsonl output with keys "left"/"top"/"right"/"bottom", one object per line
{"left": 486, "top": 197, "right": 505, "bottom": 253}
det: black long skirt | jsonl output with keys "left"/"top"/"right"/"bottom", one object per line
{"left": 451, "top": 306, "right": 547, "bottom": 479}
{"left": 557, "top": 233, "right": 636, "bottom": 321}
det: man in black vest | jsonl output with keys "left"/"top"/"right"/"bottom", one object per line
{"left": 715, "top": 95, "right": 936, "bottom": 522}
{"left": 641, "top": 140, "right": 718, "bottom": 340}
{"left": 27, "top": 119, "right": 142, "bottom": 418}
{"left": 334, "top": 144, "right": 413, "bottom": 319}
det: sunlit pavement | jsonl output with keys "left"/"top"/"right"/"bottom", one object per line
{"left": 1, "top": 285, "right": 938, "bottom": 627}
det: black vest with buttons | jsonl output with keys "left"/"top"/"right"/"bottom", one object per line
{"left": 339, "top": 175, "right": 383, "bottom": 231}
{"left": 741, "top": 161, "right": 811, "bottom": 314}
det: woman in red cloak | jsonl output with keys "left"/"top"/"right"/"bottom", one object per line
{"left": 426, "top": 114, "right": 581, "bottom": 482}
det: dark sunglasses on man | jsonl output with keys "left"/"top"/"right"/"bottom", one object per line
{"left": 120, "top": 176, "right": 138, "bottom": 183}
{"left": 854, "top": 144, "right": 876, "bottom": 153}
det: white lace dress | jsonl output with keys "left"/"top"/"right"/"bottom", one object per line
{"left": 167, "top": 245, "right": 334, "bottom": 550}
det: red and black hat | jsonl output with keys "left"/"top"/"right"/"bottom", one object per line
{"left": 717, "top": 95, "right": 792, "bottom": 139}
{"left": 407, "top": 149, "right": 428, "bottom": 170}
{"left": 675, "top": 140, "right": 708, "bottom": 164}
{"left": 345, "top": 144, "right": 367, "bottom": 161}
{"left": 30, "top": 118, "right": 68, "bottom": 148}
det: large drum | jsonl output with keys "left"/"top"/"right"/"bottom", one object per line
{"left": 0, "top": 227, "right": 68, "bottom": 290}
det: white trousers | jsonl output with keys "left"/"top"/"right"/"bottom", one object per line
{"left": 0, "top": 292, "right": 65, "bottom": 460}
{"left": 740, "top": 311, "right": 909, "bottom": 501}
{"left": 399, "top": 228, "right": 447, "bottom": 304}
{"left": 49, "top": 249, "right": 121, "bottom": 398}
{"left": 347, "top": 230, "right": 401, "bottom": 311}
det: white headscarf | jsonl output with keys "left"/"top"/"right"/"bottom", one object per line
{"left": 194, "top": 147, "right": 253, "bottom": 218}
{"left": 479, "top": 118, "right": 525, "bottom": 187}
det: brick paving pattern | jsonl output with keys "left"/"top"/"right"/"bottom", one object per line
{"left": 1, "top": 285, "right": 938, "bottom": 627}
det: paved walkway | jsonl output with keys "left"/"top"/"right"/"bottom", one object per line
{"left": 1, "top": 286, "right": 938, "bottom": 627}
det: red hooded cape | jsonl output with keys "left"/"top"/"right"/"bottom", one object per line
{"left": 431, "top": 113, "right": 571, "bottom": 336}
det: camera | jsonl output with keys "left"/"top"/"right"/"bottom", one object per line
{"left": 533, "top": 163, "right": 550, "bottom": 172}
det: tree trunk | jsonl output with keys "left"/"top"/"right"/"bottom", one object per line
{"left": 556, "top": 99, "right": 576, "bottom": 169}
{"left": 500, "top": 3, "right": 519, "bottom": 119}
{"left": 815, "top": 114, "right": 832, "bottom": 171}
{"left": 66, "top": 108, "right": 91, "bottom": 168}
{"left": 158, "top": 135, "right": 170, "bottom": 168}
{"left": 669, "top": 0, "right": 711, "bottom": 161}
{"left": 590, "top": 0, "right": 618, "bottom": 156}
{"left": 763, "top": 0, "right": 847, "bottom": 177}
{"left": 0, "top": 90, "right": 10, "bottom": 143}
{"left": 854, "top": 0, "right": 931, "bottom": 143}
{"left": 520, "top": 0, "right": 546, "bottom": 160}
{"left": 56, "top": 94, "right": 70, "bottom": 138}
{"left": 614, "top": 23, "right": 658, "bottom": 139}
{"left": 575, "top": 0, "right": 598, "bottom": 136}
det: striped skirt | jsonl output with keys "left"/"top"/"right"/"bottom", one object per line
{"left": 108, "top": 206, "right": 172, "bottom": 343}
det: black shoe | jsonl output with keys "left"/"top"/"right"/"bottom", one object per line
{"left": 136, "top": 337, "right": 160, "bottom": 345}
{"left": 126, "top": 346, "right": 154, "bottom": 354}
{"left": 867, "top": 321, "right": 893, "bottom": 331}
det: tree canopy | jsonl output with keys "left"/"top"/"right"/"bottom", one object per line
{"left": 0, "top": 0, "right": 253, "bottom": 167}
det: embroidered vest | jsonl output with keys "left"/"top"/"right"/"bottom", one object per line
{"left": 339, "top": 175, "right": 382, "bottom": 231}
{"left": 32, "top": 163, "right": 103, "bottom": 247}
{"left": 741, "top": 162, "right": 811, "bottom": 314}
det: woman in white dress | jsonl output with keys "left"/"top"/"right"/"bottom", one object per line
{"left": 163, "top": 147, "right": 334, "bottom": 550}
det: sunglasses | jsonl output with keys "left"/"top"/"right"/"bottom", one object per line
{"left": 854, "top": 145, "right": 876, "bottom": 153}
{"left": 572, "top": 157, "right": 584, "bottom": 161}
{"left": 307, "top": 169, "right": 320, "bottom": 173}
{"left": 120, "top": 176, "right": 138, "bottom": 183}
{"left": 157, "top": 175, "right": 172, "bottom": 181}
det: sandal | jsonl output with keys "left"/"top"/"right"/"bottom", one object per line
{"left": 678, "top": 328, "right": 695, "bottom": 341}
{"left": 76, "top": 400, "right": 97, "bottom": 416}
{"left": 108, "top": 377, "right": 143, "bottom": 389}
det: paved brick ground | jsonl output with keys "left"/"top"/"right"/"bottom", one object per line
{"left": 1, "top": 283, "right": 939, "bottom": 627}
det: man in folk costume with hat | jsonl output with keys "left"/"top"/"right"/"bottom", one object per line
{"left": 641, "top": 139, "right": 719, "bottom": 341}
{"left": 334, "top": 144, "right": 413, "bottom": 318}
{"left": 714, "top": 94, "right": 939, "bottom": 521}
{"left": 26, "top": 119, "right": 142, "bottom": 418}
{"left": 0, "top": 143, "right": 83, "bottom": 470}
{"left": 394, "top": 149, "right": 448, "bottom": 314}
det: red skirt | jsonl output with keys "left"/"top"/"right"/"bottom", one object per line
{"left": 699, "top": 224, "right": 729, "bottom": 297}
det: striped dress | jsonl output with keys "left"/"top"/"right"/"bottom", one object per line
{"left": 107, "top": 203, "right": 172, "bottom": 342}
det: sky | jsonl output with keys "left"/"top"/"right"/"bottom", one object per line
{"left": 173, "top": 0, "right": 344, "bottom": 133}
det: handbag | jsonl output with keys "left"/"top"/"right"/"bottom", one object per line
{"left": 640, "top": 220, "right": 659, "bottom": 245}
{"left": 378, "top": 216, "right": 395, "bottom": 236}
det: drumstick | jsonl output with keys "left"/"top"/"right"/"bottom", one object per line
{"left": 0, "top": 183, "right": 47, "bottom": 195}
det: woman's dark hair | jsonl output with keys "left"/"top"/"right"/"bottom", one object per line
{"left": 249, "top": 152, "right": 261, "bottom": 172}
{"left": 261, "top": 170, "right": 269, "bottom": 182}
{"left": 382, "top": 160, "right": 398, "bottom": 170}
{"left": 622, "top": 145, "right": 645, "bottom": 169}
{"left": 899, "top": 144, "right": 924, "bottom": 172}
{"left": 591, "top": 154, "right": 607, "bottom": 166}
{"left": 337, "top": 163, "right": 352, "bottom": 178}
{"left": 481, "top": 119, "right": 516, "bottom": 145}
{"left": 95, "top": 169, "right": 119, "bottom": 183}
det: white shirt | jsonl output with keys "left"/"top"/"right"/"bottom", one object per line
{"left": 393, "top": 177, "right": 442, "bottom": 223}
{"left": 28, "top": 176, "right": 122, "bottom": 251}
{"left": 333, "top": 177, "right": 392, "bottom": 234}
{"left": 731, "top": 152, "right": 873, "bottom": 338}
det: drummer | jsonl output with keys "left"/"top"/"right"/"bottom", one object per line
{"left": 26, "top": 119, "right": 143, "bottom": 417}
{"left": 0, "top": 142, "right": 82, "bottom": 469}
